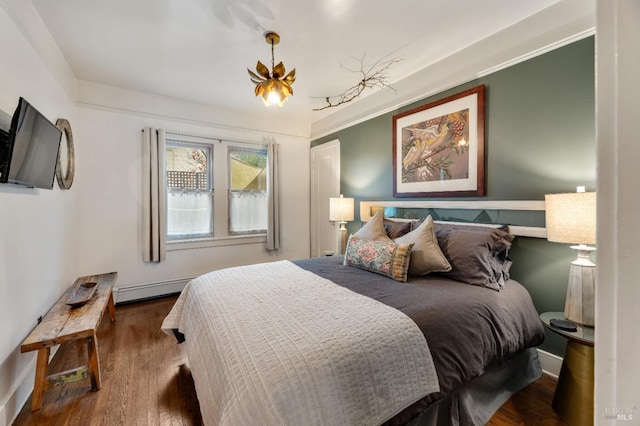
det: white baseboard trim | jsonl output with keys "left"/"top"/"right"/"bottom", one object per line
{"left": 113, "top": 277, "right": 193, "bottom": 304}
{"left": 537, "top": 348, "right": 563, "bottom": 378}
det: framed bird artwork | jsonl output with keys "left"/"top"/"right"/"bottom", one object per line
{"left": 392, "top": 85, "right": 485, "bottom": 197}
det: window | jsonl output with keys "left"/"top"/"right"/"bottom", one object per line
{"left": 228, "top": 146, "right": 268, "bottom": 234}
{"left": 165, "top": 133, "right": 268, "bottom": 244}
{"left": 166, "top": 141, "right": 213, "bottom": 239}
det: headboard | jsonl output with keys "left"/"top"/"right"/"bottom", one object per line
{"left": 359, "top": 200, "right": 546, "bottom": 238}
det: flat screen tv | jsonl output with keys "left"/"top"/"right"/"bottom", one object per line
{"left": 0, "top": 97, "right": 62, "bottom": 189}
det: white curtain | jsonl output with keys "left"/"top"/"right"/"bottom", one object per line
{"left": 142, "top": 128, "right": 167, "bottom": 262}
{"left": 167, "top": 192, "right": 212, "bottom": 236}
{"left": 229, "top": 191, "right": 268, "bottom": 233}
{"left": 266, "top": 143, "right": 280, "bottom": 251}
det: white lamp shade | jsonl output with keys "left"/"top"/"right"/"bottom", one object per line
{"left": 545, "top": 192, "right": 596, "bottom": 245}
{"left": 329, "top": 196, "right": 354, "bottom": 222}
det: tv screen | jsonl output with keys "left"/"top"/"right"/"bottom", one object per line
{"left": 0, "top": 98, "right": 62, "bottom": 189}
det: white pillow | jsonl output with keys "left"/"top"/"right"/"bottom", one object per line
{"left": 394, "top": 216, "right": 451, "bottom": 276}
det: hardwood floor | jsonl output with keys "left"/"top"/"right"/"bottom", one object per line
{"left": 487, "top": 375, "right": 566, "bottom": 426}
{"left": 13, "top": 295, "right": 201, "bottom": 426}
{"left": 14, "top": 296, "right": 566, "bottom": 426}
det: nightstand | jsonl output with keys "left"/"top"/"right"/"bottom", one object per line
{"left": 540, "top": 312, "right": 594, "bottom": 425}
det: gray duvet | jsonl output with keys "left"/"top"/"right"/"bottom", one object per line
{"left": 293, "top": 256, "right": 545, "bottom": 413}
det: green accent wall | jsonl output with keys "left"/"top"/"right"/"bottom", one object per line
{"left": 312, "top": 37, "right": 596, "bottom": 356}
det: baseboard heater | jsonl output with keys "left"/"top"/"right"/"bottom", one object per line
{"left": 113, "top": 277, "right": 194, "bottom": 304}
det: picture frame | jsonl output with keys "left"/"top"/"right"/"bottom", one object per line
{"left": 392, "top": 85, "right": 485, "bottom": 197}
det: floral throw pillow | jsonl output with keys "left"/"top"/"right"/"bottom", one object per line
{"left": 343, "top": 235, "right": 414, "bottom": 282}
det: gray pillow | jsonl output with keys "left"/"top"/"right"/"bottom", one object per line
{"left": 435, "top": 223, "right": 514, "bottom": 291}
{"left": 354, "top": 210, "right": 391, "bottom": 241}
{"left": 383, "top": 219, "right": 412, "bottom": 239}
{"left": 394, "top": 216, "right": 451, "bottom": 276}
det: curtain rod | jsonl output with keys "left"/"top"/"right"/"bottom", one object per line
{"left": 141, "top": 128, "right": 266, "bottom": 146}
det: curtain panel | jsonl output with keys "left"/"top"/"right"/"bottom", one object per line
{"left": 142, "top": 128, "right": 167, "bottom": 262}
{"left": 266, "top": 143, "right": 281, "bottom": 251}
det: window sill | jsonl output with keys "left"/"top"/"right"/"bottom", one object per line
{"left": 167, "top": 234, "right": 267, "bottom": 251}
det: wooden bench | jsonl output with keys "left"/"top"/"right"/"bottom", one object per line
{"left": 21, "top": 272, "right": 118, "bottom": 411}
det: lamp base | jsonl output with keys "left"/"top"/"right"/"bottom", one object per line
{"left": 338, "top": 222, "right": 348, "bottom": 254}
{"left": 564, "top": 246, "right": 596, "bottom": 326}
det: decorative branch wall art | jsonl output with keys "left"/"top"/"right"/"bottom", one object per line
{"left": 312, "top": 55, "right": 401, "bottom": 111}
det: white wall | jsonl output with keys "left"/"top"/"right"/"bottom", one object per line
{"left": 0, "top": 3, "right": 310, "bottom": 424}
{"left": 0, "top": 3, "right": 79, "bottom": 425}
{"left": 72, "top": 102, "right": 310, "bottom": 291}
{"left": 595, "top": 0, "right": 640, "bottom": 421}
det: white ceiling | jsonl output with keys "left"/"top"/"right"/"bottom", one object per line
{"left": 31, "top": 0, "right": 568, "bottom": 128}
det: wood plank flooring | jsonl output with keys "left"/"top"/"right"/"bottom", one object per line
{"left": 14, "top": 296, "right": 566, "bottom": 425}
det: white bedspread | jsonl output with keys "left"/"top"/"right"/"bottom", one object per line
{"left": 161, "top": 260, "right": 439, "bottom": 426}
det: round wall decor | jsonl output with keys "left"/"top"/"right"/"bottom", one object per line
{"left": 55, "top": 118, "right": 75, "bottom": 190}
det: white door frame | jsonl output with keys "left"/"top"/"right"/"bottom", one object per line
{"left": 310, "top": 140, "right": 340, "bottom": 257}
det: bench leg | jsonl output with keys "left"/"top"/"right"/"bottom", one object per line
{"left": 31, "top": 347, "right": 50, "bottom": 411}
{"left": 87, "top": 335, "right": 101, "bottom": 391}
{"left": 106, "top": 291, "right": 116, "bottom": 322}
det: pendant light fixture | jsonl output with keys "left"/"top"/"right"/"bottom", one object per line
{"left": 248, "top": 31, "right": 296, "bottom": 107}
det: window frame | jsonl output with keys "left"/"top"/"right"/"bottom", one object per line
{"left": 165, "top": 139, "right": 214, "bottom": 241}
{"left": 227, "top": 145, "right": 269, "bottom": 236}
{"left": 164, "top": 133, "right": 268, "bottom": 251}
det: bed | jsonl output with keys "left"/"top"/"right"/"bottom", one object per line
{"left": 162, "top": 208, "right": 545, "bottom": 426}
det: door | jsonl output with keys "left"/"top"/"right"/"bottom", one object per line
{"left": 310, "top": 140, "right": 340, "bottom": 257}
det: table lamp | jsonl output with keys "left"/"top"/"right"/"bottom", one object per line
{"left": 329, "top": 194, "right": 354, "bottom": 254}
{"left": 545, "top": 188, "right": 596, "bottom": 326}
